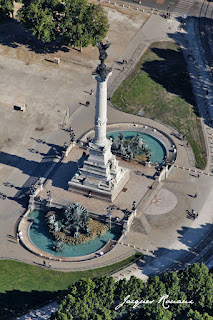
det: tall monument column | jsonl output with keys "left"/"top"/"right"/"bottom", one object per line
{"left": 93, "top": 73, "right": 111, "bottom": 147}
{"left": 68, "top": 42, "right": 130, "bottom": 202}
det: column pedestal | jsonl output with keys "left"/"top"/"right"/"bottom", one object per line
{"left": 68, "top": 67, "right": 130, "bottom": 202}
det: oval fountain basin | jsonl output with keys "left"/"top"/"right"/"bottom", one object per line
{"left": 28, "top": 210, "right": 120, "bottom": 257}
{"left": 107, "top": 131, "right": 166, "bottom": 164}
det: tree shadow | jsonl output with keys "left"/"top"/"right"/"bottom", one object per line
{"left": 0, "top": 289, "right": 64, "bottom": 320}
{"left": 166, "top": 16, "right": 213, "bottom": 128}
{"left": 0, "top": 20, "right": 69, "bottom": 54}
{"left": 141, "top": 47, "right": 195, "bottom": 106}
{"left": 134, "top": 223, "right": 213, "bottom": 279}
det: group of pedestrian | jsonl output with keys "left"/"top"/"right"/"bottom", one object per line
{"left": 0, "top": 192, "right": 7, "bottom": 200}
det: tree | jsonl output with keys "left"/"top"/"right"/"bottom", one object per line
{"left": 187, "top": 309, "right": 213, "bottom": 320}
{"left": 51, "top": 277, "right": 116, "bottom": 320}
{"left": 178, "top": 263, "right": 213, "bottom": 314}
{"left": 51, "top": 264, "right": 213, "bottom": 320}
{"left": 0, "top": 0, "right": 13, "bottom": 23}
{"left": 60, "top": 0, "right": 88, "bottom": 50}
{"left": 60, "top": 0, "right": 109, "bottom": 51}
{"left": 17, "top": 0, "right": 61, "bottom": 42}
{"left": 161, "top": 271, "right": 188, "bottom": 316}
{"left": 17, "top": 0, "right": 109, "bottom": 49}
{"left": 84, "top": 3, "right": 109, "bottom": 45}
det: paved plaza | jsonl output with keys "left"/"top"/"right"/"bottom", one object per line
{"left": 0, "top": 1, "right": 213, "bottom": 319}
{"left": 0, "top": 0, "right": 211, "bottom": 271}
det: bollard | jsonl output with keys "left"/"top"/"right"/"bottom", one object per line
{"left": 54, "top": 58, "right": 60, "bottom": 64}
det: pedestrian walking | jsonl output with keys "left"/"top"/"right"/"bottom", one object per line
{"left": 186, "top": 142, "right": 189, "bottom": 147}
{"left": 43, "top": 260, "right": 46, "bottom": 266}
{"left": 197, "top": 172, "right": 200, "bottom": 178}
{"left": 194, "top": 193, "right": 197, "bottom": 198}
{"left": 196, "top": 213, "right": 199, "bottom": 219}
{"left": 90, "top": 89, "right": 94, "bottom": 95}
{"left": 191, "top": 209, "right": 195, "bottom": 220}
{"left": 48, "top": 262, "right": 51, "bottom": 268}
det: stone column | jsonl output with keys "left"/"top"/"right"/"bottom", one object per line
{"left": 93, "top": 72, "right": 112, "bottom": 147}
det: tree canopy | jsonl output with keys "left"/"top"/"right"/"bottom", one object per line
{"left": 17, "top": 0, "right": 109, "bottom": 48}
{"left": 0, "top": 0, "right": 13, "bottom": 23}
{"left": 51, "top": 263, "right": 213, "bottom": 320}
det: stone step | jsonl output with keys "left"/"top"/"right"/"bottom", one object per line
{"left": 140, "top": 215, "right": 152, "bottom": 234}
{"left": 130, "top": 215, "right": 152, "bottom": 235}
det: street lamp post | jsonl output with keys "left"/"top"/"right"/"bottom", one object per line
{"left": 167, "top": 5, "right": 170, "bottom": 18}
{"left": 107, "top": 209, "right": 112, "bottom": 230}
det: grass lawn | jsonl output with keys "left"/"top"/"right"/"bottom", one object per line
{"left": 112, "top": 41, "right": 207, "bottom": 169}
{"left": 0, "top": 253, "right": 141, "bottom": 319}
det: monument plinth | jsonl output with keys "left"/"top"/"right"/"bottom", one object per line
{"left": 68, "top": 42, "right": 130, "bottom": 202}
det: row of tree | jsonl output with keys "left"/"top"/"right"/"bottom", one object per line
{"left": 0, "top": 0, "right": 109, "bottom": 49}
{"left": 50, "top": 263, "right": 213, "bottom": 320}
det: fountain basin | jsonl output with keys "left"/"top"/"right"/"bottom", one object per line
{"left": 28, "top": 210, "right": 121, "bottom": 257}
